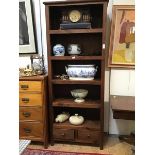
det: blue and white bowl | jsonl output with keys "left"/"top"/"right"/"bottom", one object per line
{"left": 53, "top": 44, "right": 65, "bottom": 56}
{"left": 65, "top": 65, "right": 97, "bottom": 80}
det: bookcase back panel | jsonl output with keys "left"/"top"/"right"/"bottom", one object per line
{"left": 53, "top": 84, "right": 101, "bottom": 100}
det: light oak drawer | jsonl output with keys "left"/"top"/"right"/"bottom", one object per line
{"left": 19, "top": 81, "right": 42, "bottom": 92}
{"left": 19, "top": 93, "right": 42, "bottom": 106}
{"left": 20, "top": 122, "right": 43, "bottom": 139}
{"left": 19, "top": 107, "right": 43, "bottom": 121}
{"left": 77, "top": 130, "right": 99, "bottom": 144}
{"left": 53, "top": 128, "right": 74, "bottom": 141}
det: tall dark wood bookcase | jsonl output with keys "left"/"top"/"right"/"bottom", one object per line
{"left": 44, "top": 0, "right": 108, "bottom": 149}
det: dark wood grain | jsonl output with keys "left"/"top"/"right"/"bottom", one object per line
{"left": 52, "top": 79, "right": 101, "bottom": 85}
{"left": 44, "top": 0, "right": 109, "bottom": 149}
{"left": 53, "top": 98, "right": 101, "bottom": 108}
{"left": 54, "top": 120, "right": 100, "bottom": 130}
{"left": 77, "top": 130, "right": 100, "bottom": 144}
{"left": 45, "top": 4, "right": 55, "bottom": 146}
{"left": 43, "top": 0, "right": 109, "bottom": 6}
{"left": 53, "top": 129, "right": 74, "bottom": 141}
{"left": 49, "top": 56, "right": 104, "bottom": 60}
{"left": 49, "top": 28, "right": 103, "bottom": 34}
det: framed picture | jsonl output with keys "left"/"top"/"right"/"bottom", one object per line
{"left": 19, "top": 0, "right": 36, "bottom": 54}
{"left": 108, "top": 5, "right": 135, "bottom": 68}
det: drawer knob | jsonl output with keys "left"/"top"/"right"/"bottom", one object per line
{"left": 24, "top": 128, "right": 31, "bottom": 133}
{"left": 22, "top": 98, "right": 29, "bottom": 103}
{"left": 23, "top": 112, "right": 31, "bottom": 117}
{"left": 21, "top": 85, "right": 29, "bottom": 90}
{"left": 61, "top": 133, "right": 65, "bottom": 136}
{"left": 87, "top": 134, "right": 90, "bottom": 138}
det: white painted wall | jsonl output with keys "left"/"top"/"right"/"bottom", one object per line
{"left": 19, "top": 0, "right": 135, "bottom": 135}
{"left": 108, "top": 0, "right": 135, "bottom": 134}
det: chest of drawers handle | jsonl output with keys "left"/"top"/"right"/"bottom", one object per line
{"left": 22, "top": 98, "right": 30, "bottom": 103}
{"left": 24, "top": 128, "right": 31, "bottom": 133}
{"left": 23, "top": 112, "right": 31, "bottom": 117}
{"left": 21, "top": 85, "right": 29, "bottom": 90}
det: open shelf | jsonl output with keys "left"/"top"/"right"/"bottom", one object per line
{"left": 53, "top": 120, "right": 100, "bottom": 130}
{"left": 50, "top": 33, "right": 102, "bottom": 56}
{"left": 48, "top": 4, "right": 103, "bottom": 30}
{"left": 53, "top": 98, "right": 101, "bottom": 108}
{"left": 49, "top": 28, "right": 103, "bottom": 34}
{"left": 51, "top": 79, "right": 101, "bottom": 85}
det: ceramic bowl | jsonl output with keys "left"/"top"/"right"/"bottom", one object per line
{"left": 67, "top": 44, "right": 81, "bottom": 55}
{"left": 71, "top": 89, "right": 88, "bottom": 103}
{"left": 53, "top": 44, "right": 65, "bottom": 56}
{"left": 65, "top": 64, "right": 97, "bottom": 80}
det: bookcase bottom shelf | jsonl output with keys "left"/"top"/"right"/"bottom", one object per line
{"left": 54, "top": 120, "right": 100, "bottom": 130}
{"left": 53, "top": 120, "right": 102, "bottom": 145}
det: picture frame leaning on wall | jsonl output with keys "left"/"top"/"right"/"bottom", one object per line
{"left": 19, "top": 0, "right": 36, "bottom": 54}
{"left": 108, "top": 5, "right": 135, "bottom": 68}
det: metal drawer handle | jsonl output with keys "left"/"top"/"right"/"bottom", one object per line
{"left": 23, "top": 112, "right": 31, "bottom": 117}
{"left": 24, "top": 128, "right": 31, "bottom": 133}
{"left": 21, "top": 85, "right": 29, "bottom": 90}
{"left": 22, "top": 98, "right": 29, "bottom": 103}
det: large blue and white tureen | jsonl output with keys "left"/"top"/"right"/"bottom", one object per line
{"left": 65, "top": 64, "right": 97, "bottom": 80}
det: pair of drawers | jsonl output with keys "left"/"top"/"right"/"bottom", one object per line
{"left": 19, "top": 81, "right": 43, "bottom": 106}
{"left": 53, "top": 128, "right": 99, "bottom": 144}
{"left": 19, "top": 80, "right": 44, "bottom": 140}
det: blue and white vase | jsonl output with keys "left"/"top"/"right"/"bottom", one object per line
{"left": 53, "top": 44, "right": 65, "bottom": 56}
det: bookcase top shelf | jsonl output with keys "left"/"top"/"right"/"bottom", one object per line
{"left": 49, "top": 28, "right": 103, "bottom": 34}
{"left": 44, "top": 0, "right": 109, "bottom": 5}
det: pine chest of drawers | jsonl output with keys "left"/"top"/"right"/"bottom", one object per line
{"left": 19, "top": 75, "right": 48, "bottom": 148}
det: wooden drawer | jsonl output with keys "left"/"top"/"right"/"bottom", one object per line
{"left": 19, "top": 93, "right": 42, "bottom": 106}
{"left": 77, "top": 130, "right": 99, "bottom": 144}
{"left": 19, "top": 81, "right": 42, "bottom": 92}
{"left": 19, "top": 107, "right": 43, "bottom": 121}
{"left": 53, "top": 128, "right": 74, "bottom": 141}
{"left": 20, "top": 122, "right": 43, "bottom": 139}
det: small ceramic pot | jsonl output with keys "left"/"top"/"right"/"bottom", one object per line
{"left": 53, "top": 44, "right": 65, "bottom": 56}
{"left": 69, "top": 114, "right": 84, "bottom": 125}
{"left": 65, "top": 64, "right": 97, "bottom": 80}
{"left": 67, "top": 44, "right": 81, "bottom": 55}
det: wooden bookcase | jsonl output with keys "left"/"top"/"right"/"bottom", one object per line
{"left": 44, "top": 0, "right": 108, "bottom": 149}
